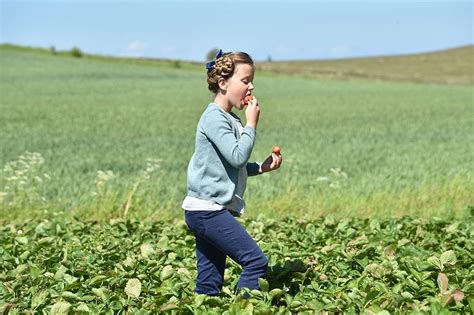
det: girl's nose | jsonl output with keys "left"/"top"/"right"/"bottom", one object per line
{"left": 248, "top": 82, "right": 254, "bottom": 90}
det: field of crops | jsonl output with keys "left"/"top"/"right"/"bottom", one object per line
{"left": 1, "top": 216, "right": 473, "bottom": 313}
{"left": 0, "top": 46, "right": 473, "bottom": 312}
{"left": 0, "top": 47, "right": 473, "bottom": 222}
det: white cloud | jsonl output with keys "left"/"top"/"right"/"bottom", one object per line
{"left": 123, "top": 40, "right": 148, "bottom": 57}
{"left": 128, "top": 40, "right": 147, "bottom": 51}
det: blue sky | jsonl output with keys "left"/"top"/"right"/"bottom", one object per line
{"left": 1, "top": 0, "right": 472, "bottom": 62}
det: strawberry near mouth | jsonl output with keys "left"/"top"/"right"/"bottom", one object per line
{"left": 241, "top": 95, "right": 253, "bottom": 105}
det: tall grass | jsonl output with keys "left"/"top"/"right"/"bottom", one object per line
{"left": 0, "top": 48, "right": 472, "bottom": 222}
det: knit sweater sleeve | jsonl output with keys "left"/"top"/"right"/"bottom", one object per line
{"left": 203, "top": 109, "right": 256, "bottom": 168}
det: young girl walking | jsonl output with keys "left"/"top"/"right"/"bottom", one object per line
{"left": 182, "top": 49, "right": 283, "bottom": 296}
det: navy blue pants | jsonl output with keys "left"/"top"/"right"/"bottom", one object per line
{"left": 185, "top": 209, "right": 268, "bottom": 296}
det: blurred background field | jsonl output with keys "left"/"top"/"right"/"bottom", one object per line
{"left": 258, "top": 45, "right": 473, "bottom": 85}
{"left": 0, "top": 45, "right": 473, "bottom": 223}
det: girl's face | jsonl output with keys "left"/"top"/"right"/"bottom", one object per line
{"left": 225, "top": 63, "right": 254, "bottom": 110}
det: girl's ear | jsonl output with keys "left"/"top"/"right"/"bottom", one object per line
{"left": 217, "top": 77, "right": 228, "bottom": 91}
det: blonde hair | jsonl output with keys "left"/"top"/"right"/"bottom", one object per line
{"left": 207, "top": 52, "right": 255, "bottom": 94}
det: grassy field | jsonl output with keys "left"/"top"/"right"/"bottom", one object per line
{"left": 0, "top": 46, "right": 473, "bottom": 222}
{"left": 1, "top": 46, "right": 473, "bottom": 313}
{"left": 257, "top": 45, "right": 474, "bottom": 85}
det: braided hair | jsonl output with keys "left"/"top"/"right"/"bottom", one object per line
{"left": 207, "top": 52, "right": 255, "bottom": 94}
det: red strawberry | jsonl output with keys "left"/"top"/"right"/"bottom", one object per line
{"left": 272, "top": 146, "right": 281, "bottom": 155}
{"left": 241, "top": 95, "right": 254, "bottom": 105}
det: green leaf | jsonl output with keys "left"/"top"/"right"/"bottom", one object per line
{"left": 35, "top": 222, "right": 47, "bottom": 234}
{"left": 321, "top": 244, "right": 338, "bottom": 253}
{"left": 14, "top": 264, "right": 28, "bottom": 276}
{"left": 160, "top": 303, "right": 179, "bottom": 311}
{"left": 122, "top": 257, "right": 135, "bottom": 270}
{"left": 222, "top": 286, "right": 233, "bottom": 296}
{"left": 19, "top": 250, "right": 30, "bottom": 260}
{"left": 15, "top": 236, "right": 28, "bottom": 245}
{"left": 177, "top": 267, "right": 191, "bottom": 278}
{"left": 258, "top": 278, "right": 269, "bottom": 292}
{"left": 401, "top": 291, "right": 413, "bottom": 301}
{"left": 243, "top": 301, "right": 254, "bottom": 314}
{"left": 50, "top": 301, "right": 72, "bottom": 315}
{"left": 61, "top": 291, "right": 80, "bottom": 301}
{"left": 63, "top": 274, "right": 78, "bottom": 285}
{"left": 468, "top": 296, "right": 474, "bottom": 314}
{"left": 31, "top": 290, "right": 49, "bottom": 308}
{"left": 195, "top": 294, "right": 206, "bottom": 307}
{"left": 160, "top": 265, "right": 173, "bottom": 281}
{"left": 76, "top": 303, "right": 90, "bottom": 312}
{"left": 92, "top": 287, "right": 107, "bottom": 301}
{"left": 365, "top": 263, "right": 388, "bottom": 278}
{"left": 269, "top": 288, "right": 285, "bottom": 297}
{"left": 140, "top": 243, "right": 155, "bottom": 258}
{"left": 157, "top": 235, "right": 170, "bottom": 251}
{"left": 54, "top": 265, "right": 68, "bottom": 280}
{"left": 125, "top": 278, "right": 141, "bottom": 298}
{"left": 392, "top": 283, "right": 402, "bottom": 294}
{"left": 250, "top": 289, "right": 263, "bottom": 298}
{"left": 290, "top": 300, "right": 303, "bottom": 309}
{"left": 89, "top": 275, "right": 107, "bottom": 286}
{"left": 397, "top": 238, "right": 410, "bottom": 247}
{"left": 427, "top": 256, "right": 442, "bottom": 270}
{"left": 440, "top": 250, "right": 457, "bottom": 267}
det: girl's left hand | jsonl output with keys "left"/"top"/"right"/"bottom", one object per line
{"left": 260, "top": 153, "right": 283, "bottom": 174}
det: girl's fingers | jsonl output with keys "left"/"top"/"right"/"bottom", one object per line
{"left": 275, "top": 154, "right": 282, "bottom": 167}
{"left": 265, "top": 153, "right": 282, "bottom": 171}
{"left": 271, "top": 153, "right": 282, "bottom": 169}
{"left": 271, "top": 153, "right": 277, "bottom": 167}
{"left": 251, "top": 99, "right": 259, "bottom": 109}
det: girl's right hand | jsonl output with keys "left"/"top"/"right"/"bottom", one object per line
{"left": 245, "top": 96, "right": 260, "bottom": 129}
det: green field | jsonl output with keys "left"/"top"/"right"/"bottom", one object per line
{"left": 1, "top": 46, "right": 473, "bottom": 313}
{"left": 0, "top": 46, "right": 473, "bottom": 222}
{"left": 1, "top": 216, "right": 473, "bottom": 313}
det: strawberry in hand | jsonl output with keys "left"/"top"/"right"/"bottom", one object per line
{"left": 259, "top": 146, "right": 283, "bottom": 174}
{"left": 241, "top": 95, "right": 254, "bottom": 105}
{"left": 272, "top": 146, "right": 281, "bottom": 155}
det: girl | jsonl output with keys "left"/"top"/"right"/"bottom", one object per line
{"left": 182, "top": 49, "right": 283, "bottom": 296}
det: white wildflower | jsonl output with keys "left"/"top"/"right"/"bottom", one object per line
{"left": 1, "top": 151, "right": 47, "bottom": 206}
{"left": 95, "top": 170, "right": 115, "bottom": 195}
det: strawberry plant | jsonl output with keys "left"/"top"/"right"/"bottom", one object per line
{"left": 1, "top": 216, "right": 472, "bottom": 313}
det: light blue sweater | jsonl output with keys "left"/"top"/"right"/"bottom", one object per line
{"left": 185, "top": 103, "right": 260, "bottom": 206}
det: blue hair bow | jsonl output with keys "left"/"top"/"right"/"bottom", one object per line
{"left": 206, "top": 49, "right": 223, "bottom": 73}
